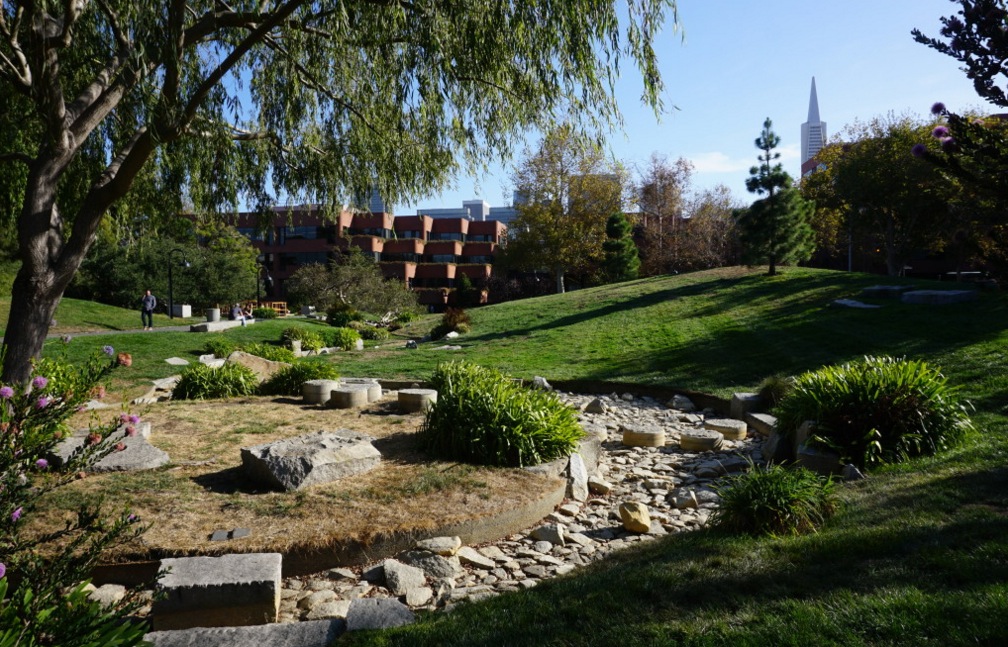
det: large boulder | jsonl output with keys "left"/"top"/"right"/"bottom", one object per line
{"left": 241, "top": 430, "right": 381, "bottom": 491}
{"left": 226, "top": 351, "right": 291, "bottom": 383}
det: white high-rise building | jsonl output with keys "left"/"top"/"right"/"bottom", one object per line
{"left": 801, "top": 77, "right": 827, "bottom": 177}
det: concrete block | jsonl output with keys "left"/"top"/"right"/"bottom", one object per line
{"left": 729, "top": 392, "right": 761, "bottom": 419}
{"left": 345, "top": 598, "right": 414, "bottom": 631}
{"left": 703, "top": 418, "right": 748, "bottom": 441}
{"left": 745, "top": 412, "right": 777, "bottom": 437}
{"left": 145, "top": 619, "right": 344, "bottom": 647}
{"left": 302, "top": 379, "right": 341, "bottom": 406}
{"left": 152, "top": 553, "right": 282, "bottom": 631}
{"left": 341, "top": 378, "right": 383, "bottom": 402}
{"left": 327, "top": 385, "right": 370, "bottom": 409}
{"left": 398, "top": 388, "right": 437, "bottom": 413}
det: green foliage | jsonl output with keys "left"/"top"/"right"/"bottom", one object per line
{"left": 0, "top": 349, "right": 149, "bottom": 646}
{"left": 349, "top": 322, "right": 391, "bottom": 341}
{"left": 259, "top": 361, "right": 341, "bottom": 397}
{"left": 204, "top": 336, "right": 240, "bottom": 358}
{"left": 251, "top": 307, "right": 277, "bottom": 320}
{"left": 430, "top": 308, "right": 472, "bottom": 340}
{"left": 172, "top": 363, "right": 259, "bottom": 400}
{"left": 602, "top": 211, "right": 640, "bottom": 282}
{"left": 774, "top": 356, "right": 973, "bottom": 468}
{"left": 757, "top": 374, "right": 793, "bottom": 409}
{"left": 328, "top": 303, "right": 364, "bottom": 328}
{"left": 712, "top": 461, "right": 838, "bottom": 536}
{"left": 281, "top": 326, "right": 325, "bottom": 352}
{"left": 419, "top": 361, "right": 584, "bottom": 467}
{"left": 396, "top": 311, "right": 420, "bottom": 325}
{"left": 241, "top": 343, "right": 297, "bottom": 363}
{"left": 322, "top": 327, "right": 362, "bottom": 351}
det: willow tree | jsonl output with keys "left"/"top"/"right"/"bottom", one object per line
{"left": 0, "top": 0, "right": 679, "bottom": 381}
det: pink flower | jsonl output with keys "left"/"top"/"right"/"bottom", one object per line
{"left": 0, "top": 563, "right": 5, "bottom": 578}
{"left": 0, "top": 386, "right": 13, "bottom": 399}
{"left": 35, "top": 458, "right": 48, "bottom": 470}
{"left": 115, "top": 442, "right": 126, "bottom": 451}
{"left": 11, "top": 507, "right": 22, "bottom": 522}
{"left": 35, "top": 396, "right": 50, "bottom": 409}
{"left": 128, "top": 414, "right": 141, "bottom": 425}
{"left": 125, "top": 425, "right": 137, "bottom": 437}
{"left": 32, "top": 376, "right": 48, "bottom": 389}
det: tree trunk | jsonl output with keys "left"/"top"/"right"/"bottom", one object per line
{"left": 3, "top": 266, "right": 66, "bottom": 384}
{"left": 554, "top": 267, "right": 566, "bottom": 294}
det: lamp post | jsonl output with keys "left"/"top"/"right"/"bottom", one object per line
{"left": 256, "top": 255, "right": 273, "bottom": 308}
{"left": 167, "top": 248, "right": 190, "bottom": 319}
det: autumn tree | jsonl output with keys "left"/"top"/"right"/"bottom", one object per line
{"left": 0, "top": 0, "right": 679, "bottom": 382}
{"left": 677, "top": 184, "right": 742, "bottom": 270}
{"left": 738, "top": 119, "right": 815, "bottom": 275}
{"left": 634, "top": 154, "right": 693, "bottom": 275}
{"left": 506, "top": 126, "right": 627, "bottom": 293}
{"left": 602, "top": 212, "right": 640, "bottom": 282}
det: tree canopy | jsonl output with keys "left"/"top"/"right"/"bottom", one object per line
{"left": 0, "top": 0, "right": 680, "bottom": 381}
{"left": 505, "top": 125, "right": 627, "bottom": 293}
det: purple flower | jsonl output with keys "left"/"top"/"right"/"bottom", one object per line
{"left": 119, "top": 413, "right": 129, "bottom": 424}
{"left": 11, "top": 507, "right": 22, "bottom": 522}
{"left": 127, "top": 514, "right": 138, "bottom": 523}
{"left": 932, "top": 126, "right": 950, "bottom": 138}
{"left": 35, "top": 396, "right": 50, "bottom": 410}
{"left": 128, "top": 414, "right": 141, "bottom": 425}
{"left": 35, "top": 458, "right": 48, "bottom": 470}
{"left": 911, "top": 143, "right": 927, "bottom": 158}
{"left": 32, "top": 376, "right": 48, "bottom": 389}
{"left": 941, "top": 137, "right": 960, "bottom": 153}
{"left": 0, "top": 563, "right": 5, "bottom": 578}
{"left": 0, "top": 386, "right": 12, "bottom": 399}
{"left": 931, "top": 102, "right": 946, "bottom": 115}
{"left": 103, "top": 345, "right": 115, "bottom": 356}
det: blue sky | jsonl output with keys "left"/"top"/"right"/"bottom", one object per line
{"left": 398, "top": 0, "right": 999, "bottom": 214}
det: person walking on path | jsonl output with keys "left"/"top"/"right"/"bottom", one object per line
{"left": 141, "top": 290, "right": 157, "bottom": 331}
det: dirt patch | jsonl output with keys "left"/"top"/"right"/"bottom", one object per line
{"left": 36, "top": 394, "right": 558, "bottom": 564}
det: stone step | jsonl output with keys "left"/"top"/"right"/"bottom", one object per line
{"left": 146, "top": 618, "right": 344, "bottom": 647}
{"left": 151, "top": 553, "right": 282, "bottom": 631}
{"left": 745, "top": 412, "right": 777, "bottom": 437}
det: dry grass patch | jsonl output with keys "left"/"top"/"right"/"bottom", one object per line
{"left": 34, "top": 394, "right": 557, "bottom": 563}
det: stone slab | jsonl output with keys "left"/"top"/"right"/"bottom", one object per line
{"left": 189, "top": 319, "right": 255, "bottom": 333}
{"left": 345, "top": 598, "right": 414, "bottom": 631}
{"left": 900, "top": 289, "right": 978, "bottom": 305}
{"left": 165, "top": 357, "right": 190, "bottom": 366}
{"left": 240, "top": 429, "right": 381, "bottom": 491}
{"left": 861, "top": 284, "right": 914, "bottom": 298}
{"left": 745, "top": 412, "right": 777, "bottom": 437}
{"left": 703, "top": 418, "right": 747, "bottom": 441}
{"left": 152, "top": 553, "right": 282, "bottom": 631}
{"left": 729, "top": 392, "right": 761, "bottom": 419}
{"left": 145, "top": 619, "right": 344, "bottom": 647}
{"left": 52, "top": 424, "right": 167, "bottom": 472}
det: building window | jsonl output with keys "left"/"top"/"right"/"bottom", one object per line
{"left": 429, "top": 232, "right": 464, "bottom": 242}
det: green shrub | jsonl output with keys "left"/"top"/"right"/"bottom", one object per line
{"left": 774, "top": 356, "right": 973, "bottom": 468}
{"left": 241, "top": 342, "right": 297, "bottom": 363}
{"left": 204, "top": 336, "right": 239, "bottom": 358}
{"left": 757, "top": 374, "right": 793, "bottom": 409}
{"left": 351, "top": 324, "right": 391, "bottom": 341}
{"left": 428, "top": 323, "right": 452, "bottom": 341}
{"left": 251, "top": 307, "right": 277, "bottom": 319}
{"left": 172, "top": 363, "right": 258, "bottom": 400}
{"left": 327, "top": 304, "right": 363, "bottom": 328}
{"left": 322, "top": 327, "right": 361, "bottom": 351}
{"left": 419, "top": 361, "right": 584, "bottom": 467}
{"left": 395, "top": 310, "right": 420, "bottom": 324}
{"left": 281, "top": 326, "right": 324, "bottom": 352}
{"left": 259, "top": 361, "right": 341, "bottom": 396}
{"left": 712, "top": 461, "right": 838, "bottom": 536}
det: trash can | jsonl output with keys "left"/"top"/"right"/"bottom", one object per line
{"left": 206, "top": 308, "right": 220, "bottom": 322}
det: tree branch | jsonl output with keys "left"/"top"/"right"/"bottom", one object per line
{"left": 0, "top": 151, "right": 33, "bottom": 165}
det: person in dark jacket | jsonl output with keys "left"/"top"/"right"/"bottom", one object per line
{"left": 141, "top": 290, "right": 157, "bottom": 330}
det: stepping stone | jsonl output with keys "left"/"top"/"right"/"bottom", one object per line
{"left": 703, "top": 418, "right": 748, "bottom": 441}
{"left": 679, "top": 429, "right": 724, "bottom": 452}
{"left": 620, "top": 423, "right": 666, "bottom": 447}
{"left": 729, "top": 392, "right": 761, "bottom": 419}
{"left": 901, "top": 289, "right": 978, "bottom": 305}
{"left": 398, "top": 388, "right": 437, "bottom": 413}
{"left": 145, "top": 618, "right": 345, "bottom": 646}
{"left": 327, "top": 385, "right": 369, "bottom": 409}
{"left": 165, "top": 357, "right": 190, "bottom": 366}
{"left": 861, "top": 284, "right": 914, "bottom": 298}
{"left": 745, "top": 412, "right": 777, "bottom": 437}
{"left": 152, "top": 553, "right": 282, "bottom": 631}
{"left": 340, "top": 378, "right": 383, "bottom": 402}
{"left": 303, "top": 379, "right": 341, "bottom": 406}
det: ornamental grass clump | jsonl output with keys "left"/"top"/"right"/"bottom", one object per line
{"left": 774, "top": 356, "right": 973, "bottom": 469}
{"left": 259, "top": 361, "right": 341, "bottom": 396}
{"left": 713, "top": 461, "right": 838, "bottom": 536}
{"left": 281, "top": 326, "right": 325, "bottom": 352}
{"left": 418, "top": 361, "right": 583, "bottom": 467}
{"left": 241, "top": 342, "right": 297, "bottom": 363}
{"left": 322, "top": 327, "right": 361, "bottom": 351}
{"left": 172, "top": 363, "right": 258, "bottom": 400}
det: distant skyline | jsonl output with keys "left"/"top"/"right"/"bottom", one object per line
{"left": 397, "top": 0, "right": 1000, "bottom": 215}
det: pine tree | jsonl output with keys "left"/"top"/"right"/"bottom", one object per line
{"left": 602, "top": 212, "right": 641, "bottom": 282}
{"left": 738, "top": 119, "right": 816, "bottom": 275}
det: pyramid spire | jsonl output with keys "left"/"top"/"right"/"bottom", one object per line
{"left": 807, "top": 77, "right": 820, "bottom": 123}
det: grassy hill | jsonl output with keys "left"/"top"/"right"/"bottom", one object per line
{"left": 14, "top": 266, "right": 1008, "bottom": 645}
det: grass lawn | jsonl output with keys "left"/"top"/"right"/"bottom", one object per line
{"left": 9, "top": 265, "right": 1008, "bottom": 645}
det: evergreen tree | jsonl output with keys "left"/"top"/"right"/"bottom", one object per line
{"left": 602, "top": 212, "right": 640, "bottom": 282}
{"left": 738, "top": 119, "right": 816, "bottom": 275}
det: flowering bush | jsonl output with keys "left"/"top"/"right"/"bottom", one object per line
{"left": 0, "top": 344, "right": 149, "bottom": 646}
